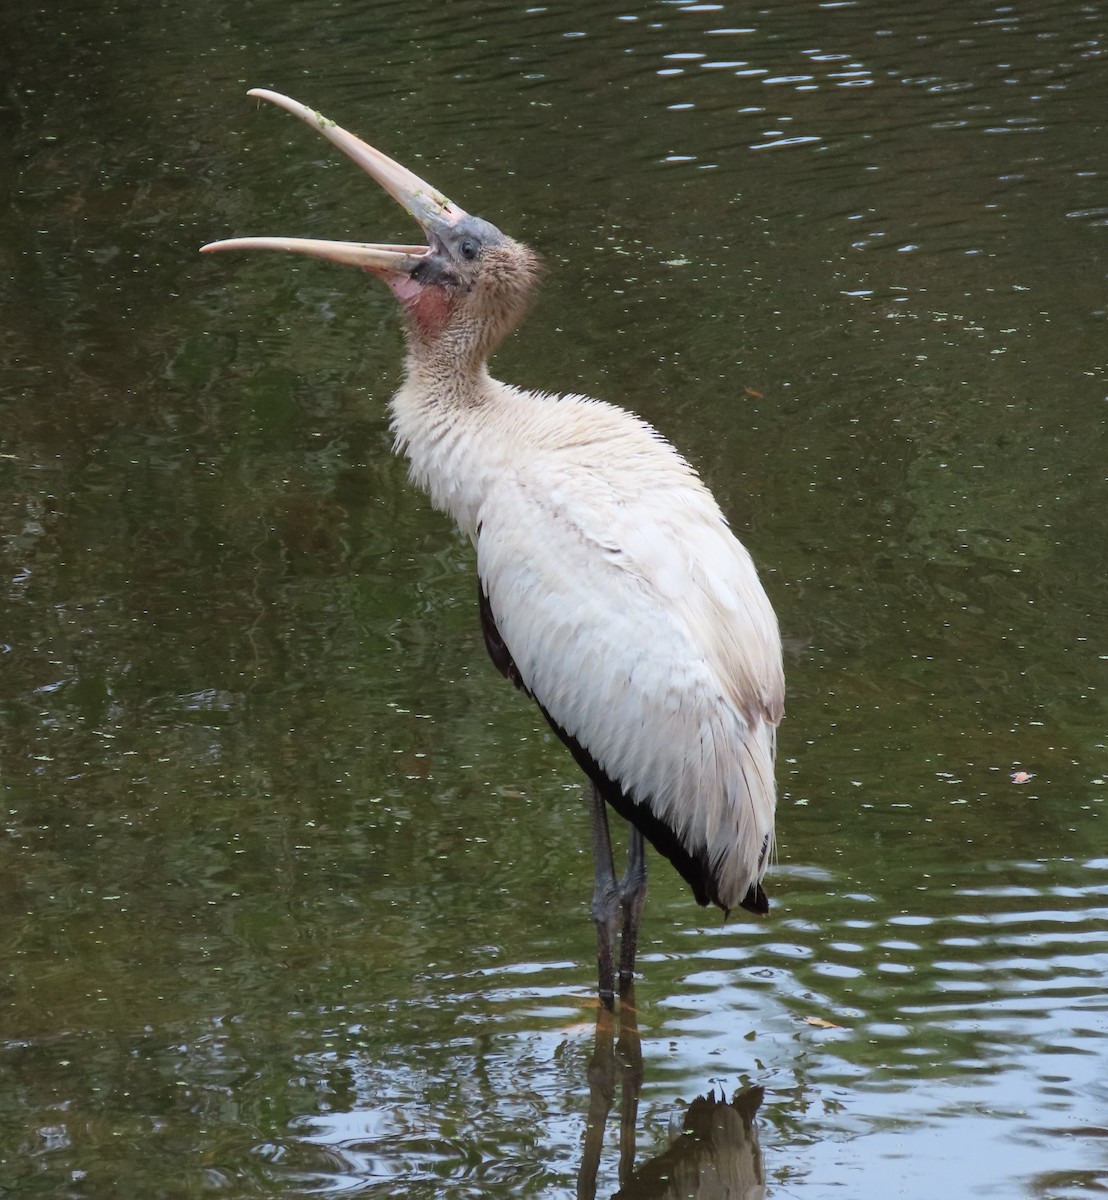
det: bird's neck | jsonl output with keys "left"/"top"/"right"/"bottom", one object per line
{"left": 389, "top": 345, "right": 515, "bottom": 539}
{"left": 403, "top": 325, "right": 490, "bottom": 393}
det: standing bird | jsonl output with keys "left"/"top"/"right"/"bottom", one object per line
{"left": 203, "top": 90, "right": 784, "bottom": 1000}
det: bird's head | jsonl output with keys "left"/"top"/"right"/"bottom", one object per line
{"left": 202, "top": 90, "right": 540, "bottom": 361}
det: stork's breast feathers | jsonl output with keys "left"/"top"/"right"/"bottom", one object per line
{"left": 475, "top": 463, "right": 782, "bottom": 903}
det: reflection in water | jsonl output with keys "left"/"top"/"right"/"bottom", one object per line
{"left": 614, "top": 1090, "right": 764, "bottom": 1200}
{"left": 579, "top": 988, "right": 765, "bottom": 1200}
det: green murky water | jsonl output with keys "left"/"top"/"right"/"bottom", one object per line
{"left": 1, "top": 0, "right": 1105, "bottom": 1195}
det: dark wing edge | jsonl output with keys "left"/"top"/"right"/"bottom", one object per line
{"left": 478, "top": 577, "right": 531, "bottom": 694}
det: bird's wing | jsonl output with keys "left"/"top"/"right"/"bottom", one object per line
{"left": 475, "top": 461, "right": 782, "bottom": 910}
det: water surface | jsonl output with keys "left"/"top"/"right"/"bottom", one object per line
{"left": 1, "top": 0, "right": 1106, "bottom": 1196}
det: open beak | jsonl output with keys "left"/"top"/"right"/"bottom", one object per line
{"left": 200, "top": 89, "right": 469, "bottom": 275}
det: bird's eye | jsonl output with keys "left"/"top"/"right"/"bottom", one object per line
{"left": 460, "top": 238, "right": 479, "bottom": 261}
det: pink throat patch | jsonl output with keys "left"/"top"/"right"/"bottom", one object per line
{"left": 383, "top": 273, "right": 453, "bottom": 336}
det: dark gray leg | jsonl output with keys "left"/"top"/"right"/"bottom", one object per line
{"left": 588, "top": 782, "right": 620, "bottom": 1003}
{"left": 618, "top": 827, "right": 648, "bottom": 990}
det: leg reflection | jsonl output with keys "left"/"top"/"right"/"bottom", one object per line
{"left": 578, "top": 985, "right": 641, "bottom": 1199}
{"left": 577, "top": 986, "right": 765, "bottom": 1199}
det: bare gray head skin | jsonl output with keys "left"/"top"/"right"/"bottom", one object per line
{"left": 200, "top": 90, "right": 540, "bottom": 364}
{"left": 427, "top": 214, "right": 508, "bottom": 266}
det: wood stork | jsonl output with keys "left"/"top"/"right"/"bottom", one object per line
{"left": 202, "top": 90, "right": 784, "bottom": 1000}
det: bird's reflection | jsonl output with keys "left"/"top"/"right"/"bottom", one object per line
{"left": 578, "top": 986, "right": 766, "bottom": 1200}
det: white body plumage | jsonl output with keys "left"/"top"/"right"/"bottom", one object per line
{"left": 391, "top": 365, "right": 783, "bottom": 912}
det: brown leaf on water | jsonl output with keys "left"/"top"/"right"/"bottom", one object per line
{"left": 744, "top": 387, "right": 764, "bottom": 399}
{"left": 801, "top": 1016, "right": 845, "bottom": 1029}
